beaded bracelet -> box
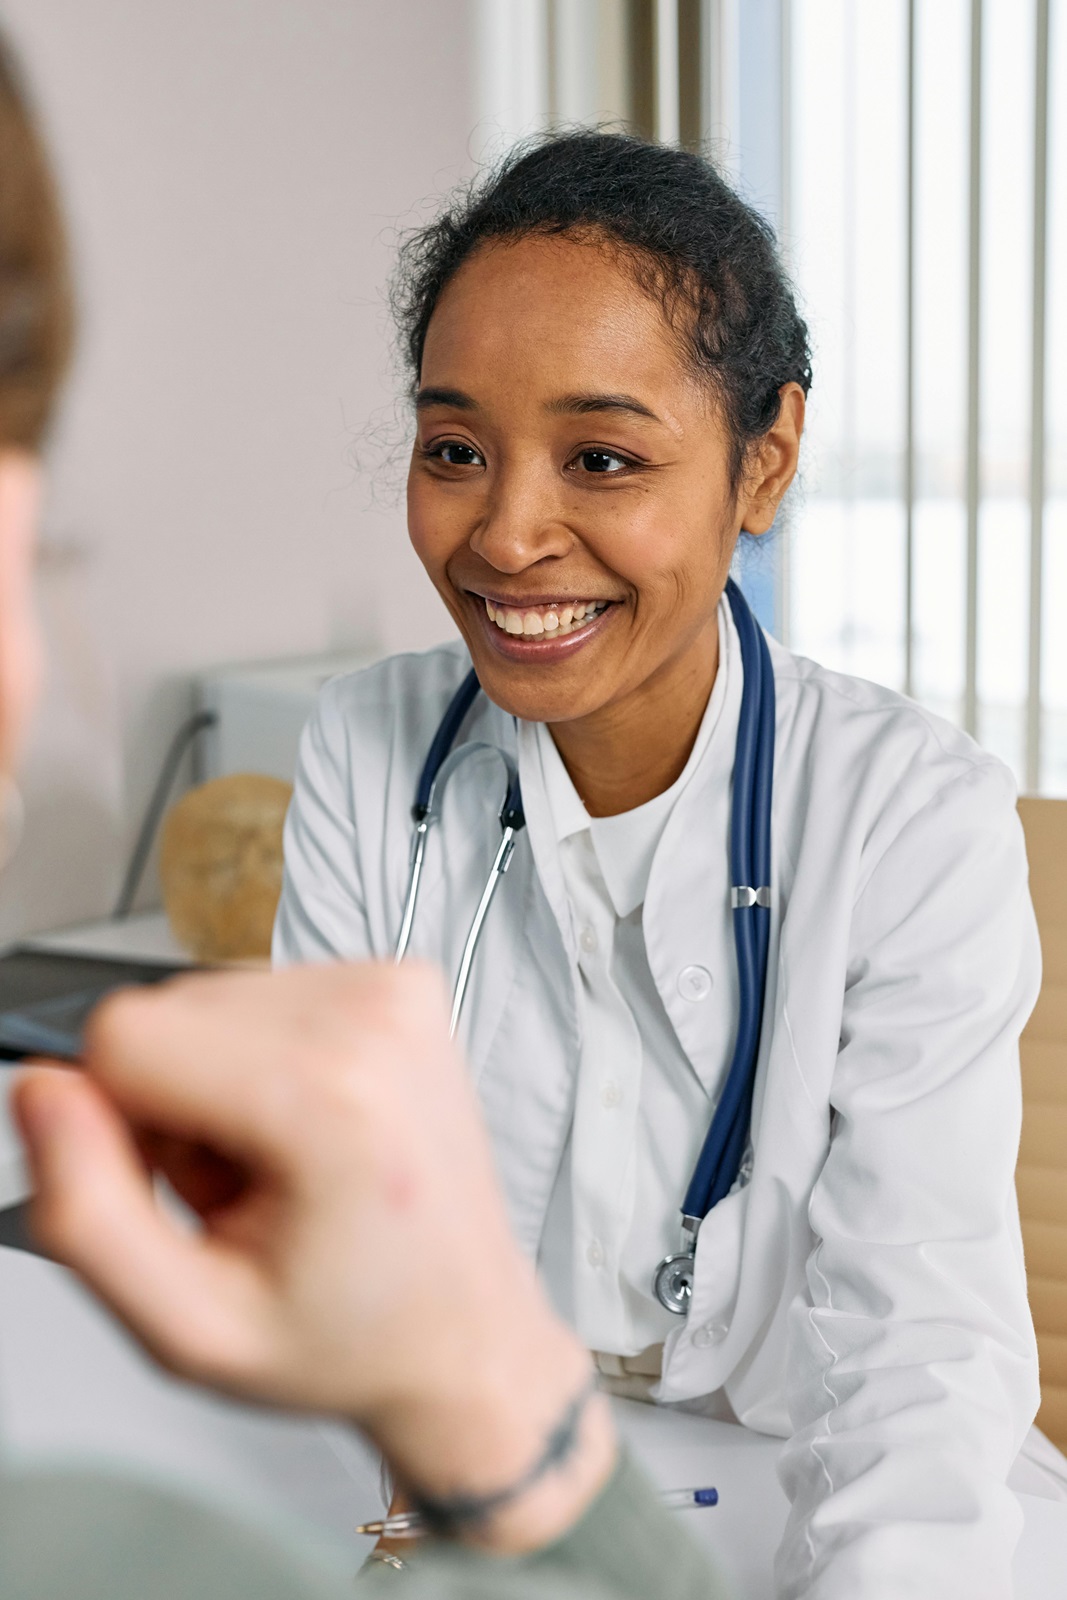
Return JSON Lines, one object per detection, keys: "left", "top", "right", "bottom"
{"left": 408, "top": 1371, "right": 599, "bottom": 1537}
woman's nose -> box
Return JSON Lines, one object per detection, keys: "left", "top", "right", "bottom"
{"left": 468, "top": 467, "right": 573, "bottom": 573}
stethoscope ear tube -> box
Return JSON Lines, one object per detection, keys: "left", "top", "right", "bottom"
{"left": 447, "top": 822, "right": 520, "bottom": 1038}
{"left": 413, "top": 669, "right": 482, "bottom": 817}
{"left": 396, "top": 670, "right": 527, "bottom": 1037}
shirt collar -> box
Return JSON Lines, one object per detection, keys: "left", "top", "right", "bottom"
{"left": 537, "top": 723, "right": 590, "bottom": 846}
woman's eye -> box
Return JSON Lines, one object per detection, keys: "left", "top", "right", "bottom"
{"left": 575, "top": 449, "right": 628, "bottom": 474}
{"left": 433, "top": 442, "right": 483, "bottom": 467}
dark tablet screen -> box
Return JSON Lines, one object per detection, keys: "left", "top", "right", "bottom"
{"left": 0, "top": 947, "right": 189, "bottom": 1062}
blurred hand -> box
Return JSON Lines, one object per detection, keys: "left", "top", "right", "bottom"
{"left": 12, "top": 961, "right": 613, "bottom": 1551}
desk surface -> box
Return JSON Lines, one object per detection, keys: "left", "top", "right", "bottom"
{"left": 1, "top": 1246, "right": 1065, "bottom": 1598}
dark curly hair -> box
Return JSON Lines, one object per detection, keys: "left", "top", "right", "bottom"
{"left": 391, "top": 130, "right": 811, "bottom": 493}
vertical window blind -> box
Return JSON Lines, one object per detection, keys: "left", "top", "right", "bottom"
{"left": 477, "top": 0, "right": 1065, "bottom": 792}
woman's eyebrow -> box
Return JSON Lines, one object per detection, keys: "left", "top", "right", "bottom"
{"left": 415, "top": 385, "right": 476, "bottom": 411}
{"left": 547, "top": 392, "right": 662, "bottom": 423}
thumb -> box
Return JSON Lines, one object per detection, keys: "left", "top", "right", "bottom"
{"left": 13, "top": 1067, "right": 270, "bottom": 1388}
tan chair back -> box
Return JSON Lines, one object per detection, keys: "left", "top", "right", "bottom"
{"left": 1017, "top": 797, "right": 1067, "bottom": 1450}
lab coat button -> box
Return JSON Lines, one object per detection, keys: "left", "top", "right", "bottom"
{"left": 601, "top": 1082, "right": 623, "bottom": 1109}
{"left": 678, "top": 964, "right": 712, "bottom": 1002}
{"left": 579, "top": 925, "right": 599, "bottom": 955}
{"left": 691, "top": 1321, "right": 728, "bottom": 1349}
{"left": 586, "top": 1239, "right": 604, "bottom": 1268}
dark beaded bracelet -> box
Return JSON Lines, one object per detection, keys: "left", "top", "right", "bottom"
{"left": 408, "top": 1371, "right": 599, "bottom": 1538}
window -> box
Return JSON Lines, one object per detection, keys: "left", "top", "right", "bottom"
{"left": 787, "top": 0, "right": 1065, "bottom": 794}
{"left": 479, "top": 0, "right": 1066, "bottom": 790}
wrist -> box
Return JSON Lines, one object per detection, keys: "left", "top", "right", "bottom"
{"left": 364, "top": 1300, "right": 616, "bottom": 1554}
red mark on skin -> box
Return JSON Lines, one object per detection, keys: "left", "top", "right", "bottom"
{"left": 382, "top": 1163, "right": 419, "bottom": 1212}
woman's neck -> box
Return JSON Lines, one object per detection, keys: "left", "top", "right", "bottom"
{"left": 548, "top": 623, "right": 719, "bottom": 818}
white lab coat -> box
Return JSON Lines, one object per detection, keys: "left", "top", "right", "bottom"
{"left": 274, "top": 625, "right": 1042, "bottom": 1600}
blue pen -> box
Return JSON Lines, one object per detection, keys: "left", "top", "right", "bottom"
{"left": 658, "top": 1486, "right": 720, "bottom": 1510}
{"left": 356, "top": 1486, "right": 719, "bottom": 1538}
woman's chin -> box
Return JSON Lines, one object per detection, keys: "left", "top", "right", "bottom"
{"left": 462, "top": 600, "right": 622, "bottom": 723}
{"left": 469, "top": 662, "right": 611, "bottom": 726}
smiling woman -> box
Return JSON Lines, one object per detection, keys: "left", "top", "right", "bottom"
{"left": 397, "top": 139, "right": 808, "bottom": 815}
{"left": 274, "top": 131, "right": 1059, "bottom": 1600}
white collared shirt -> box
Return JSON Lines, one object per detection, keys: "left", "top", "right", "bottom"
{"left": 274, "top": 601, "right": 1042, "bottom": 1600}
{"left": 535, "top": 612, "right": 739, "bottom": 1354}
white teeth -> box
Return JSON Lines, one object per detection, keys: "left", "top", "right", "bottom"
{"left": 483, "top": 599, "right": 609, "bottom": 641}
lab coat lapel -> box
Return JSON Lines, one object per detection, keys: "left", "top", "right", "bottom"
{"left": 462, "top": 718, "right": 582, "bottom": 1259}
{"left": 642, "top": 606, "right": 743, "bottom": 1102}
{"left": 514, "top": 719, "right": 579, "bottom": 968}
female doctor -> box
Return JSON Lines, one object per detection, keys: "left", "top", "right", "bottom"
{"left": 274, "top": 133, "right": 1050, "bottom": 1599}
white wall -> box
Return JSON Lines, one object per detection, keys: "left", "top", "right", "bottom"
{"left": 0, "top": 0, "right": 477, "bottom": 937}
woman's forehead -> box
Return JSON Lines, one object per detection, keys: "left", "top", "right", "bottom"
{"left": 420, "top": 233, "right": 696, "bottom": 399}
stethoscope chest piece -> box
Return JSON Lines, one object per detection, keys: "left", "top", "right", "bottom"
{"left": 653, "top": 1250, "right": 696, "bottom": 1315}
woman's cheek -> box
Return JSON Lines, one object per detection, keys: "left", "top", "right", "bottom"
{"left": 406, "top": 473, "right": 452, "bottom": 573}
{"left": 405, "top": 496, "right": 441, "bottom": 590}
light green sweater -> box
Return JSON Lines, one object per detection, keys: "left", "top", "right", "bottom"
{"left": 0, "top": 1450, "right": 727, "bottom": 1600}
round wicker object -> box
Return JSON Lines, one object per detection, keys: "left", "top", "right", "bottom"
{"left": 160, "top": 773, "right": 292, "bottom": 963}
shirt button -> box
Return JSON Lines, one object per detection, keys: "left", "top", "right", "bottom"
{"left": 579, "top": 925, "right": 598, "bottom": 955}
{"left": 678, "top": 964, "right": 713, "bottom": 1002}
{"left": 601, "top": 1082, "right": 623, "bottom": 1109}
{"left": 586, "top": 1239, "right": 604, "bottom": 1269}
{"left": 691, "top": 1321, "right": 729, "bottom": 1349}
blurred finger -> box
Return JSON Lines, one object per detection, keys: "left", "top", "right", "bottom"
{"left": 12, "top": 1067, "right": 271, "bottom": 1387}
{"left": 83, "top": 976, "right": 286, "bottom": 1141}
{"left": 139, "top": 1130, "right": 250, "bottom": 1219}
{"left": 77, "top": 967, "right": 350, "bottom": 1157}
{"left": 79, "top": 961, "right": 453, "bottom": 1162}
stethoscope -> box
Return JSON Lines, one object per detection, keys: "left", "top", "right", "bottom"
{"left": 394, "top": 577, "right": 774, "bottom": 1317}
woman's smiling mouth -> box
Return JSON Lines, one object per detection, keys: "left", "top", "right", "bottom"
{"left": 469, "top": 592, "right": 619, "bottom": 658}
{"left": 483, "top": 596, "right": 612, "bottom": 638}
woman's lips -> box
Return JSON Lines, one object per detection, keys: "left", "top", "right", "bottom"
{"left": 469, "top": 592, "right": 618, "bottom": 659}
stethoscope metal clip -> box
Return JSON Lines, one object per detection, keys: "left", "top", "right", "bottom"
{"left": 395, "top": 739, "right": 526, "bottom": 1038}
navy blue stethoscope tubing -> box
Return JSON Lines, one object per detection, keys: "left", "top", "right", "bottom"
{"left": 413, "top": 668, "right": 524, "bottom": 832}
{"left": 680, "top": 580, "right": 774, "bottom": 1220}
{"left": 408, "top": 575, "right": 774, "bottom": 1232}
{"left": 414, "top": 668, "right": 482, "bottom": 818}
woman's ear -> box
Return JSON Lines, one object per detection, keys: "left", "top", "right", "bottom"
{"left": 738, "top": 383, "right": 806, "bottom": 537}
{"left": 0, "top": 450, "right": 43, "bottom": 775}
